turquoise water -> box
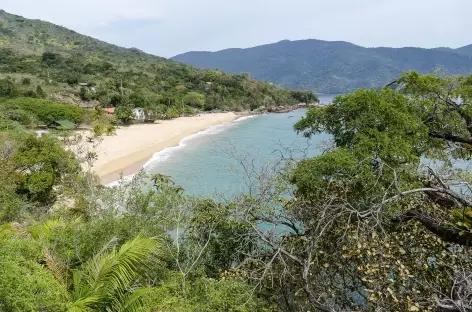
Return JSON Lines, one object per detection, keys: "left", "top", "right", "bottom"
{"left": 143, "top": 108, "right": 331, "bottom": 198}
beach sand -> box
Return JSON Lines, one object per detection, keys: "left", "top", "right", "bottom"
{"left": 83, "top": 112, "right": 239, "bottom": 184}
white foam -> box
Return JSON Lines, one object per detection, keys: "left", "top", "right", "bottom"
{"left": 106, "top": 173, "right": 137, "bottom": 187}
{"left": 235, "top": 115, "right": 257, "bottom": 122}
{"left": 105, "top": 115, "right": 257, "bottom": 187}
{"left": 143, "top": 116, "right": 257, "bottom": 168}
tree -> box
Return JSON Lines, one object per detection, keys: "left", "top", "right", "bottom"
{"left": 291, "top": 90, "right": 318, "bottom": 103}
{"left": 36, "top": 85, "right": 46, "bottom": 98}
{"left": 115, "top": 105, "right": 134, "bottom": 124}
{"left": 183, "top": 92, "right": 205, "bottom": 110}
{"left": 0, "top": 98, "right": 85, "bottom": 125}
{"left": 2, "top": 131, "right": 80, "bottom": 207}
{"left": 41, "top": 51, "right": 63, "bottom": 66}
{"left": 21, "top": 77, "right": 31, "bottom": 85}
{"left": 79, "top": 86, "right": 92, "bottom": 101}
{"left": 295, "top": 72, "right": 472, "bottom": 244}
{"left": 0, "top": 78, "right": 19, "bottom": 97}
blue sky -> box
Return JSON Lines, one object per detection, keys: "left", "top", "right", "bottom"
{"left": 2, "top": 0, "right": 470, "bottom": 57}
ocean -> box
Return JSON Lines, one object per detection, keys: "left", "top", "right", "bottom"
{"left": 142, "top": 95, "right": 337, "bottom": 198}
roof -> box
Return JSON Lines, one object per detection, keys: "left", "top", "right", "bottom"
{"left": 48, "top": 120, "right": 75, "bottom": 130}
{"left": 78, "top": 82, "right": 89, "bottom": 86}
{"left": 104, "top": 107, "right": 115, "bottom": 114}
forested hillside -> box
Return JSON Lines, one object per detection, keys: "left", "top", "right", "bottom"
{"left": 0, "top": 10, "right": 315, "bottom": 120}
{"left": 172, "top": 39, "right": 472, "bottom": 93}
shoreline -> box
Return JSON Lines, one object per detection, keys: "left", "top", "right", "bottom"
{"left": 85, "top": 112, "right": 243, "bottom": 185}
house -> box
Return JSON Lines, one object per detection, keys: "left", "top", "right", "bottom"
{"left": 104, "top": 107, "right": 115, "bottom": 115}
{"left": 47, "top": 120, "right": 75, "bottom": 130}
{"left": 78, "top": 82, "right": 89, "bottom": 87}
{"left": 133, "top": 107, "right": 145, "bottom": 121}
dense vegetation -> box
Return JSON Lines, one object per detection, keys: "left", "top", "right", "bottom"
{"left": 0, "top": 10, "right": 316, "bottom": 120}
{"left": 3, "top": 71, "right": 472, "bottom": 311}
{"left": 2, "top": 9, "right": 472, "bottom": 312}
{"left": 172, "top": 39, "right": 472, "bottom": 94}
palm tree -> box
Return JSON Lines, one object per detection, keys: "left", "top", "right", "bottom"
{"left": 68, "top": 236, "right": 160, "bottom": 312}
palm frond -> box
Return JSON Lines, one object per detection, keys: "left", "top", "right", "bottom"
{"left": 68, "top": 296, "right": 101, "bottom": 312}
{"left": 69, "top": 235, "right": 161, "bottom": 312}
{"left": 111, "top": 288, "right": 153, "bottom": 312}
{"left": 44, "top": 246, "right": 66, "bottom": 282}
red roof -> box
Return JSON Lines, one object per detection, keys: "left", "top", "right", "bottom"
{"left": 104, "top": 107, "right": 115, "bottom": 114}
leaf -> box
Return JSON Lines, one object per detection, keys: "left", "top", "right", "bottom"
{"left": 69, "top": 235, "right": 162, "bottom": 311}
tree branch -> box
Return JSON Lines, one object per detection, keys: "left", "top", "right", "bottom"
{"left": 394, "top": 210, "right": 471, "bottom": 246}
{"left": 429, "top": 131, "right": 472, "bottom": 145}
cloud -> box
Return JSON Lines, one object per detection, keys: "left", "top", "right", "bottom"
{"left": 2, "top": 0, "right": 470, "bottom": 57}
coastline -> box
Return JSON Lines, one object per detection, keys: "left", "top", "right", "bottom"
{"left": 85, "top": 112, "right": 241, "bottom": 185}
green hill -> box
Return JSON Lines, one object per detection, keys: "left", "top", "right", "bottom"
{"left": 172, "top": 39, "right": 472, "bottom": 94}
{"left": 0, "top": 10, "right": 315, "bottom": 116}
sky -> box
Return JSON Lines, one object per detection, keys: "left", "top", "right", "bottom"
{"left": 2, "top": 0, "right": 470, "bottom": 58}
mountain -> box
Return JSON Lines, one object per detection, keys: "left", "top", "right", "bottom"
{"left": 456, "top": 44, "right": 472, "bottom": 57}
{"left": 172, "top": 39, "right": 472, "bottom": 94}
{"left": 0, "top": 10, "right": 313, "bottom": 113}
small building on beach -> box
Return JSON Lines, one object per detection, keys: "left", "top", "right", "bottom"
{"left": 133, "top": 107, "right": 146, "bottom": 121}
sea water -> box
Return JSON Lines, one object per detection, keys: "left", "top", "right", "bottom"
{"left": 143, "top": 107, "right": 333, "bottom": 198}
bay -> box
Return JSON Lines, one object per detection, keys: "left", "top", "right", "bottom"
{"left": 143, "top": 96, "right": 337, "bottom": 198}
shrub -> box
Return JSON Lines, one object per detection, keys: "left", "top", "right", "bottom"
{"left": 0, "top": 98, "right": 84, "bottom": 125}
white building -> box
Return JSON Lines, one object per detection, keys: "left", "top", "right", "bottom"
{"left": 133, "top": 108, "right": 145, "bottom": 121}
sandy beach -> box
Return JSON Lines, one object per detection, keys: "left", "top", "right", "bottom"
{"left": 83, "top": 112, "right": 240, "bottom": 184}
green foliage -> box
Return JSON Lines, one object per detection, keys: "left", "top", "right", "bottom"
{"left": 79, "top": 86, "right": 92, "bottom": 101}
{"left": 296, "top": 88, "right": 428, "bottom": 165}
{"left": 1, "top": 107, "right": 38, "bottom": 127}
{"left": 41, "top": 52, "right": 63, "bottom": 66}
{"left": 0, "top": 77, "right": 19, "bottom": 97}
{"left": 115, "top": 105, "right": 134, "bottom": 124}
{"left": 147, "top": 274, "right": 269, "bottom": 311}
{"left": 0, "top": 97, "right": 84, "bottom": 125}
{"left": 183, "top": 92, "right": 205, "bottom": 110}
{"left": 268, "top": 72, "right": 472, "bottom": 310}
{"left": 0, "top": 131, "right": 80, "bottom": 208}
{"left": 187, "top": 200, "right": 255, "bottom": 277}
{"left": 290, "top": 90, "right": 318, "bottom": 103}
{"left": 0, "top": 224, "right": 70, "bottom": 312}
{"left": 69, "top": 236, "right": 159, "bottom": 312}
{"left": 36, "top": 85, "right": 46, "bottom": 98}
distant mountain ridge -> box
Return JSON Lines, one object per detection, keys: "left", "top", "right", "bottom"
{"left": 172, "top": 39, "right": 472, "bottom": 93}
